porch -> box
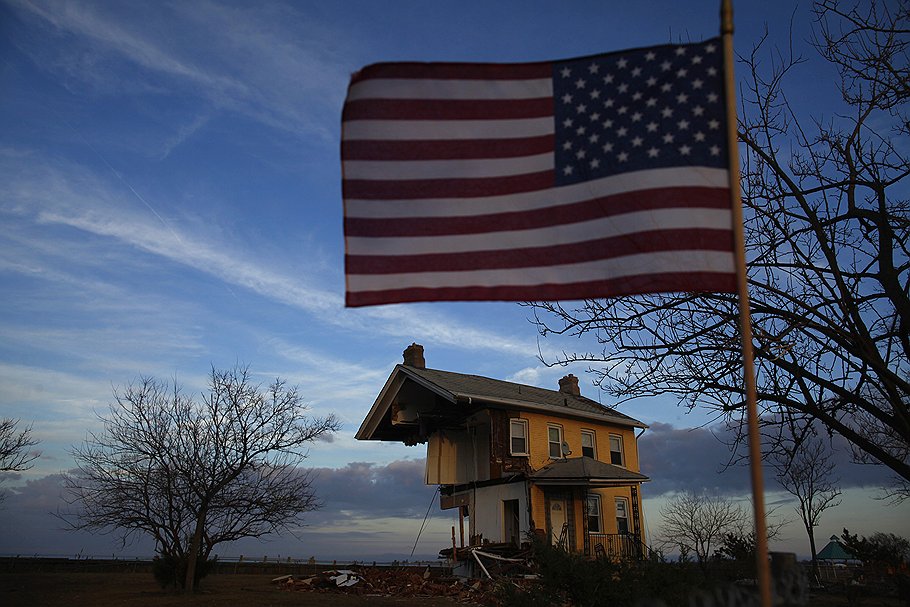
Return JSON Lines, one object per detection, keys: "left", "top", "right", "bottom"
{"left": 531, "top": 456, "right": 650, "bottom": 559}
{"left": 587, "top": 532, "right": 645, "bottom": 559}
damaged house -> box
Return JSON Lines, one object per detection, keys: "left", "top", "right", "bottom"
{"left": 356, "top": 344, "right": 650, "bottom": 559}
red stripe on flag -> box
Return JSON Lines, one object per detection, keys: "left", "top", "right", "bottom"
{"left": 344, "top": 187, "right": 729, "bottom": 236}
{"left": 345, "top": 272, "right": 738, "bottom": 307}
{"left": 343, "top": 170, "right": 554, "bottom": 200}
{"left": 351, "top": 61, "right": 552, "bottom": 83}
{"left": 341, "top": 135, "right": 555, "bottom": 161}
{"left": 345, "top": 228, "right": 733, "bottom": 274}
{"left": 342, "top": 98, "right": 553, "bottom": 121}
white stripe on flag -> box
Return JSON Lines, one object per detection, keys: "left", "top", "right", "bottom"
{"left": 346, "top": 207, "right": 733, "bottom": 255}
{"left": 345, "top": 167, "right": 729, "bottom": 218}
{"left": 346, "top": 78, "right": 552, "bottom": 101}
{"left": 342, "top": 117, "right": 555, "bottom": 140}
{"left": 344, "top": 152, "right": 554, "bottom": 180}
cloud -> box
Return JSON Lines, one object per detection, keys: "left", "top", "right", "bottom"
{"left": 640, "top": 421, "right": 896, "bottom": 498}
{"left": 639, "top": 422, "right": 748, "bottom": 496}
{"left": 308, "top": 459, "right": 437, "bottom": 525}
{"left": 0, "top": 472, "right": 142, "bottom": 558}
{"left": 0, "top": 153, "right": 541, "bottom": 361}
{"left": 0, "top": 459, "right": 446, "bottom": 560}
{"left": 6, "top": 0, "right": 350, "bottom": 142}
{"left": 156, "top": 114, "right": 211, "bottom": 160}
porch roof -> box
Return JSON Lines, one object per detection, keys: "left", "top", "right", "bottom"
{"left": 531, "top": 456, "right": 649, "bottom": 486}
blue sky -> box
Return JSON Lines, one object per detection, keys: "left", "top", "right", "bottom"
{"left": 0, "top": 0, "right": 906, "bottom": 561}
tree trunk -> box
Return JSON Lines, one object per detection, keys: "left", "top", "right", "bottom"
{"left": 184, "top": 508, "right": 206, "bottom": 592}
{"left": 808, "top": 526, "right": 819, "bottom": 582}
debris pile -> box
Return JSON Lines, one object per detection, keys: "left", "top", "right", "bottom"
{"left": 276, "top": 566, "right": 498, "bottom": 603}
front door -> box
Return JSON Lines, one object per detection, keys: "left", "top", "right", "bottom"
{"left": 549, "top": 499, "right": 567, "bottom": 547}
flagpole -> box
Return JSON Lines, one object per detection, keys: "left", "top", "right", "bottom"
{"left": 721, "top": 1, "right": 772, "bottom": 607}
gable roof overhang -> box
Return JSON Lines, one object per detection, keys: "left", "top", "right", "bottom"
{"left": 356, "top": 366, "right": 441, "bottom": 442}
{"left": 530, "top": 456, "right": 650, "bottom": 487}
{"left": 356, "top": 365, "right": 647, "bottom": 442}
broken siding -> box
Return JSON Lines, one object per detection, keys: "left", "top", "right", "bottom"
{"left": 470, "top": 482, "right": 529, "bottom": 544}
{"left": 425, "top": 427, "right": 491, "bottom": 485}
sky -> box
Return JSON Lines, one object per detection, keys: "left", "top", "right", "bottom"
{"left": 0, "top": 0, "right": 906, "bottom": 562}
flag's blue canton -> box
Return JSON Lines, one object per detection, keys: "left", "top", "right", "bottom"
{"left": 553, "top": 38, "right": 728, "bottom": 186}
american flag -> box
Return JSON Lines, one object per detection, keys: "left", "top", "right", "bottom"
{"left": 342, "top": 38, "right": 736, "bottom": 307}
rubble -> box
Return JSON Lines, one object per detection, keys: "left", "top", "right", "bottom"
{"left": 277, "top": 565, "right": 499, "bottom": 603}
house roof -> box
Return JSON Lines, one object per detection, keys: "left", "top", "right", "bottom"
{"left": 816, "top": 536, "right": 857, "bottom": 561}
{"left": 531, "top": 456, "right": 650, "bottom": 486}
{"left": 406, "top": 366, "right": 642, "bottom": 422}
{"left": 356, "top": 363, "right": 647, "bottom": 441}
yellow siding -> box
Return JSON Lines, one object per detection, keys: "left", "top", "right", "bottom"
{"left": 529, "top": 484, "right": 547, "bottom": 532}
{"left": 505, "top": 410, "right": 646, "bottom": 546}
{"left": 512, "top": 410, "right": 641, "bottom": 473}
{"left": 586, "top": 487, "right": 642, "bottom": 534}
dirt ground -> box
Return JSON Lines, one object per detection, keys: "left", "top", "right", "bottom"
{"left": 0, "top": 571, "right": 464, "bottom": 607}
{"left": 1, "top": 570, "right": 903, "bottom": 606}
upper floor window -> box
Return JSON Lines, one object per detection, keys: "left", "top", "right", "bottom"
{"left": 581, "top": 430, "right": 596, "bottom": 458}
{"left": 586, "top": 494, "right": 602, "bottom": 533}
{"left": 609, "top": 434, "right": 624, "bottom": 466}
{"left": 548, "top": 425, "right": 564, "bottom": 459}
{"left": 509, "top": 419, "right": 529, "bottom": 456}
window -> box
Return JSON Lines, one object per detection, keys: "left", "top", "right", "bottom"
{"left": 586, "top": 494, "right": 602, "bottom": 533}
{"left": 548, "top": 425, "right": 563, "bottom": 458}
{"left": 615, "top": 498, "right": 630, "bottom": 534}
{"left": 609, "top": 434, "right": 624, "bottom": 466}
{"left": 581, "top": 430, "right": 596, "bottom": 458}
{"left": 509, "top": 419, "right": 529, "bottom": 456}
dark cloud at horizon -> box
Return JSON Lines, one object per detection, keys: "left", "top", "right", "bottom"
{"left": 304, "top": 459, "right": 439, "bottom": 526}
{"left": 0, "top": 422, "right": 899, "bottom": 559}
{"left": 0, "top": 459, "right": 442, "bottom": 560}
{"left": 639, "top": 422, "right": 750, "bottom": 496}
{"left": 640, "top": 421, "right": 895, "bottom": 497}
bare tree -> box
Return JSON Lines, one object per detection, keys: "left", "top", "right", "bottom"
{"left": 772, "top": 426, "right": 842, "bottom": 578}
{"left": 526, "top": 1, "right": 909, "bottom": 496}
{"left": 0, "top": 418, "right": 40, "bottom": 472}
{"left": 659, "top": 492, "right": 751, "bottom": 571}
{"left": 0, "top": 418, "right": 40, "bottom": 501}
{"left": 63, "top": 366, "right": 340, "bottom": 592}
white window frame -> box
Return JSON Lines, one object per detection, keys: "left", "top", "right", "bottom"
{"left": 548, "top": 425, "right": 564, "bottom": 459}
{"left": 509, "top": 418, "right": 529, "bottom": 456}
{"left": 615, "top": 497, "right": 630, "bottom": 534}
{"left": 581, "top": 429, "right": 597, "bottom": 459}
{"left": 586, "top": 493, "right": 602, "bottom": 533}
{"left": 609, "top": 433, "right": 624, "bottom": 466}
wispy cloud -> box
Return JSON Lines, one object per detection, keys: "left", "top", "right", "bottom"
{"left": 6, "top": 0, "right": 351, "bottom": 142}
{"left": 157, "top": 114, "right": 210, "bottom": 160}
{"left": 1, "top": 154, "right": 539, "bottom": 358}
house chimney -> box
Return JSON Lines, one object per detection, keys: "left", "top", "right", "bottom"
{"left": 558, "top": 374, "right": 580, "bottom": 396}
{"left": 403, "top": 343, "right": 426, "bottom": 368}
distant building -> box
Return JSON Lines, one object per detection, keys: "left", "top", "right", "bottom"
{"left": 816, "top": 535, "right": 858, "bottom": 563}
{"left": 356, "top": 343, "right": 650, "bottom": 559}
